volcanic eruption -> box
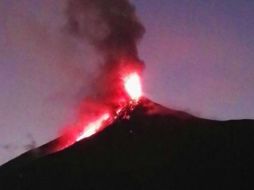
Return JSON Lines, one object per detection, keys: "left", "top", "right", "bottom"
{"left": 1, "top": 1, "right": 254, "bottom": 189}
{"left": 53, "top": 0, "right": 145, "bottom": 152}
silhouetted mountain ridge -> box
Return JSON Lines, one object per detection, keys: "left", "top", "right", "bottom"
{"left": 1, "top": 98, "right": 254, "bottom": 189}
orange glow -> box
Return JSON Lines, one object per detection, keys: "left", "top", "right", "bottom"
{"left": 76, "top": 113, "right": 111, "bottom": 142}
{"left": 124, "top": 73, "right": 142, "bottom": 101}
{"left": 54, "top": 70, "right": 143, "bottom": 153}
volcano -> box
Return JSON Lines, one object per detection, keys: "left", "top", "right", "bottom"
{"left": 0, "top": 98, "right": 254, "bottom": 189}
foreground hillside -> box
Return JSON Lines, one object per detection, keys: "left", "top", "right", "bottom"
{"left": 1, "top": 98, "right": 254, "bottom": 189}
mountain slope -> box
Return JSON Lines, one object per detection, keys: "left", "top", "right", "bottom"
{"left": 1, "top": 98, "right": 254, "bottom": 189}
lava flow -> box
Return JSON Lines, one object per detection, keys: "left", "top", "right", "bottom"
{"left": 76, "top": 72, "right": 142, "bottom": 141}
{"left": 53, "top": 71, "right": 142, "bottom": 152}
{"left": 76, "top": 113, "right": 111, "bottom": 142}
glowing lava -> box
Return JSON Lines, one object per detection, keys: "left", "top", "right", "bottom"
{"left": 54, "top": 72, "right": 143, "bottom": 153}
{"left": 76, "top": 72, "right": 142, "bottom": 143}
{"left": 124, "top": 73, "right": 142, "bottom": 101}
{"left": 76, "top": 113, "right": 111, "bottom": 142}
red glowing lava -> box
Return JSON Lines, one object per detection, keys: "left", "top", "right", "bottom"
{"left": 124, "top": 73, "right": 142, "bottom": 101}
{"left": 53, "top": 72, "right": 142, "bottom": 153}
{"left": 76, "top": 113, "right": 111, "bottom": 142}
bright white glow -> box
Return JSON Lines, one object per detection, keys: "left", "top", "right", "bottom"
{"left": 124, "top": 73, "right": 142, "bottom": 101}
{"left": 76, "top": 113, "right": 110, "bottom": 142}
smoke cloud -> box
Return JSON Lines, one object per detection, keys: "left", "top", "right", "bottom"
{"left": 67, "top": 0, "right": 145, "bottom": 62}
{"left": 65, "top": 0, "right": 145, "bottom": 104}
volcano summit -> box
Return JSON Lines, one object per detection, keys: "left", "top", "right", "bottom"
{"left": 0, "top": 98, "right": 254, "bottom": 190}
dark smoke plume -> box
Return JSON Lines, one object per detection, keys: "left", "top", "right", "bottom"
{"left": 66, "top": 0, "right": 145, "bottom": 106}
{"left": 67, "top": 0, "right": 145, "bottom": 62}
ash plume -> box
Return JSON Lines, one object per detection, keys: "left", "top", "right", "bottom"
{"left": 66, "top": 0, "right": 145, "bottom": 104}
{"left": 54, "top": 0, "right": 146, "bottom": 150}
{"left": 66, "top": 0, "right": 145, "bottom": 62}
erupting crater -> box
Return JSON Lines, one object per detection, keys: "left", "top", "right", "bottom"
{"left": 54, "top": 71, "right": 143, "bottom": 153}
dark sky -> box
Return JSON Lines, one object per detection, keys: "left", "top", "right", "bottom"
{"left": 0, "top": 0, "right": 254, "bottom": 164}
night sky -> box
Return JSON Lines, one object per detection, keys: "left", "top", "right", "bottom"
{"left": 0, "top": 0, "right": 254, "bottom": 164}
